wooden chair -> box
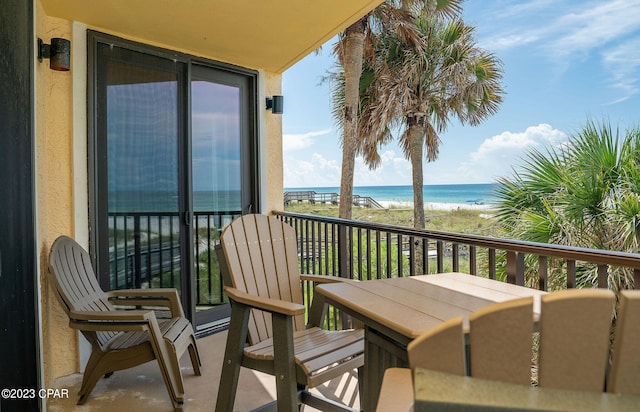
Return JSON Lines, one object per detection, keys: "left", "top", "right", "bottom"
{"left": 608, "top": 290, "right": 640, "bottom": 395}
{"left": 48, "top": 235, "right": 202, "bottom": 411}
{"left": 215, "top": 214, "right": 364, "bottom": 412}
{"left": 378, "top": 288, "right": 619, "bottom": 411}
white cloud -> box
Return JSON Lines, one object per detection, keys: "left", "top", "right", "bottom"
{"left": 283, "top": 126, "right": 570, "bottom": 187}
{"left": 482, "top": 0, "right": 640, "bottom": 57}
{"left": 284, "top": 152, "right": 341, "bottom": 188}
{"left": 602, "top": 38, "right": 640, "bottom": 101}
{"left": 458, "top": 124, "right": 568, "bottom": 182}
{"left": 353, "top": 150, "right": 412, "bottom": 186}
{"left": 284, "top": 149, "right": 414, "bottom": 188}
{"left": 282, "top": 129, "right": 332, "bottom": 151}
{"left": 550, "top": 1, "right": 640, "bottom": 54}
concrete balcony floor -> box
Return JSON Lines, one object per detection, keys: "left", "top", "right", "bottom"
{"left": 47, "top": 330, "right": 360, "bottom": 411}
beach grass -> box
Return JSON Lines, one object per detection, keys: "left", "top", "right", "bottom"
{"left": 283, "top": 202, "right": 500, "bottom": 236}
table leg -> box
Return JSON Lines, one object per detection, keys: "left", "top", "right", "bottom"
{"left": 363, "top": 327, "right": 410, "bottom": 412}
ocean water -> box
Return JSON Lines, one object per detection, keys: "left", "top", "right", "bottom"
{"left": 109, "top": 190, "right": 242, "bottom": 213}
{"left": 284, "top": 183, "right": 499, "bottom": 206}
{"left": 108, "top": 184, "right": 498, "bottom": 213}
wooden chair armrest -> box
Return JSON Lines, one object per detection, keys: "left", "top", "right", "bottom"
{"left": 224, "top": 286, "right": 305, "bottom": 317}
{"left": 69, "top": 309, "right": 154, "bottom": 322}
{"left": 377, "top": 368, "right": 414, "bottom": 412}
{"left": 300, "top": 274, "right": 357, "bottom": 284}
{"left": 107, "top": 288, "right": 185, "bottom": 317}
{"left": 68, "top": 309, "right": 157, "bottom": 332}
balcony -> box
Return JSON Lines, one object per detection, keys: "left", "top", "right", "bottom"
{"left": 49, "top": 210, "right": 640, "bottom": 411}
{"left": 47, "top": 331, "right": 360, "bottom": 411}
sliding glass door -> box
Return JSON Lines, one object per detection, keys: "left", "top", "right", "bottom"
{"left": 191, "top": 66, "right": 255, "bottom": 326}
{"left": 90, "top": 32, "right": 258, "bottom": 329}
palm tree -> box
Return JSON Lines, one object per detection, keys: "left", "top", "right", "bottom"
{"left": 334, "top": 0, "right": 463, "bottom": 220}
{"left": 494, "top": 120, "right": 640, "bottom": 290}
{"left": 355, "top": 14, "right": 504, "bottom": 230}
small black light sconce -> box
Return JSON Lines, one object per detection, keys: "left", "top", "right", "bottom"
{"left": 38, "top": 38, "right": 71, "bottom": 71}
{"left": 266, "top": 95, "right": 284, "bottom": 114}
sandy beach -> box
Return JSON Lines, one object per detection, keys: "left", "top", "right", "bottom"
{"left": 378, "top": 200, "right": 495, "bottom": 211}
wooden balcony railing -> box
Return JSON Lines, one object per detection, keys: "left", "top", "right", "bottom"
{"left": 273, "top": 210, "right": 640, "bottom": 291}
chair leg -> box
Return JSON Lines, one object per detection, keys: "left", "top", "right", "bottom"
{"left": 216, "top": 302, "right": 251, "bottom": 412}
{"left": 77, "top": 349, "right": 107, "bottom": 404}
{"left": 357, "top": 366, "right": 364, "bottom": 411}
{"left": 147, "top": 321, "right": 186, "bottom": 410}
{"left": 272, "top": 313, "right": 298, "bottom": 412}
{"left": 188, "top": 337, "right": 202, "bottom": 376}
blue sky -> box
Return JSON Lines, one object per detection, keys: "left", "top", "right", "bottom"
{"left": 282, "top": 0, "right": 640, "bottom": 188}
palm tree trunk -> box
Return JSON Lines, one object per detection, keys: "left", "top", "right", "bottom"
{"left": 339, "top": 17, "right": 366, "bottom": 220}
{"left": 409, "top": 123, "right": 426, "bottom": 275}
{"left": 409, "top": 124, "right": 426, "bottom": 229}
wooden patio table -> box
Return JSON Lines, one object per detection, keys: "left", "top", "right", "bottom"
{"left": 314, "top": 272, "right": 546, "bottom": 412}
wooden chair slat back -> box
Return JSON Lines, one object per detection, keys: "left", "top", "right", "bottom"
{"left": 538, "top": 289, "right": 615, "bottom": 392}
{"left": 608, "top": 290, "right": 640, "bottom": 395}
{"left": 407, "top": 316, "right": 465, "bottom": 376}
{"left": 469, "top": 297, "right": 533, "bottom": 385}
{"left": 48, "top": 236, "right": 118, "bottom": 347}
{"left": 220, "top": 214, "right": 305, "bottom": 345}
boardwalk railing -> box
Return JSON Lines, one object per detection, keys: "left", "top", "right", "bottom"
{"left": 284, "top": 190, "right": 383, "bottom": 208}
{"left": 273, "top": 210, "right": 640, "bottom": 291}
{"left": 352, "top": 194, "right": 383, "bottom": 208}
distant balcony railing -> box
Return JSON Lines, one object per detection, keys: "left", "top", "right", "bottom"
{"left": 284, "top": 190, "right": 383, "bottom": 208}
{"left": 273, "top": 211, "right": 640, "bottom": 291}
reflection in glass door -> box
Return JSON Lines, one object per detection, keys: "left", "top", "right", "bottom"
{"left": 191, "top": 67, "right": 247, "bottom": 326}
{"left": 98, "top": 47, "right": 187, "bottom": 299}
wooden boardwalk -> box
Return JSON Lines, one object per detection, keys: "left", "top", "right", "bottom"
{"left": 284, "top": 190, "right": 383, "bottom": 208}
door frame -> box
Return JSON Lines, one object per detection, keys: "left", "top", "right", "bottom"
{"left": 0, "top": 0, "right": 40, "bottom": 409}
{"left": 87, "top": 31, "right": 259, "bottom": 325}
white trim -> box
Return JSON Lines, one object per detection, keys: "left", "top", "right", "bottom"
{"left": 32, "top": 2, "right": 45, "bottom": 409}
{"left": 257, "top": 70, "right": 268, "bottom": 214}
{"left": 72, "top": 21, "right": 92, "bottom": 372}
{"left": 73, "top": 22, "right": 89, "bottom": 247}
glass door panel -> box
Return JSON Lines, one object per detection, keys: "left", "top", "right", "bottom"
{"left": 101, "top": 50, "right": 184, "bottom": 295}
{"left": 191, "top": 68, "right": 245, "bottom": 325}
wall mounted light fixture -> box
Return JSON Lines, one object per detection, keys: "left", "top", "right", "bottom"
{"left": 38, "top": 38, "right": 71, "bottom": 71}
{"left": 265, "top": 95, "right": 284, "bottom": 114}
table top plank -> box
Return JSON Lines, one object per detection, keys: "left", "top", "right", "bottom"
{"left": 316, "top": 273, "right": 545, "bottom": 340}
{"left": 316, "top": 281, "right": 446, "bottom": 339}
{"left": 415, "top": 272, "right": 546, "bottom": 299}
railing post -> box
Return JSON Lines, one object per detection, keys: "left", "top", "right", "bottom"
{"left": 469, "top": 245, "right": 477, "bottom": 276}
{"left": 566, "top": 259, "right": 576, "bottom": 289}
{"left": 409, "top": 237, "right": 416, "bottom": 277}
{"left": 338, "top": 224, "right": 349, "bottom": 279}
{"left": 597, "top": 264, "right": 608, "bottom": 288}
{"left": 133, "top": 214, "right": 142, "bottom": 289}
{"left": 506, "top": 251, "right": 525, "bottom": 285}
{"left": 452, "top": 243, "right": 459, "bottom": 272}
{"left": 436, "top": 240, "right": 444, "bottom": 273}
{"left": 488, "top": 248, "right": 496, "bottom": 280}
{"left": 538, "top": 256, "right": 548, "bottom": 291}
